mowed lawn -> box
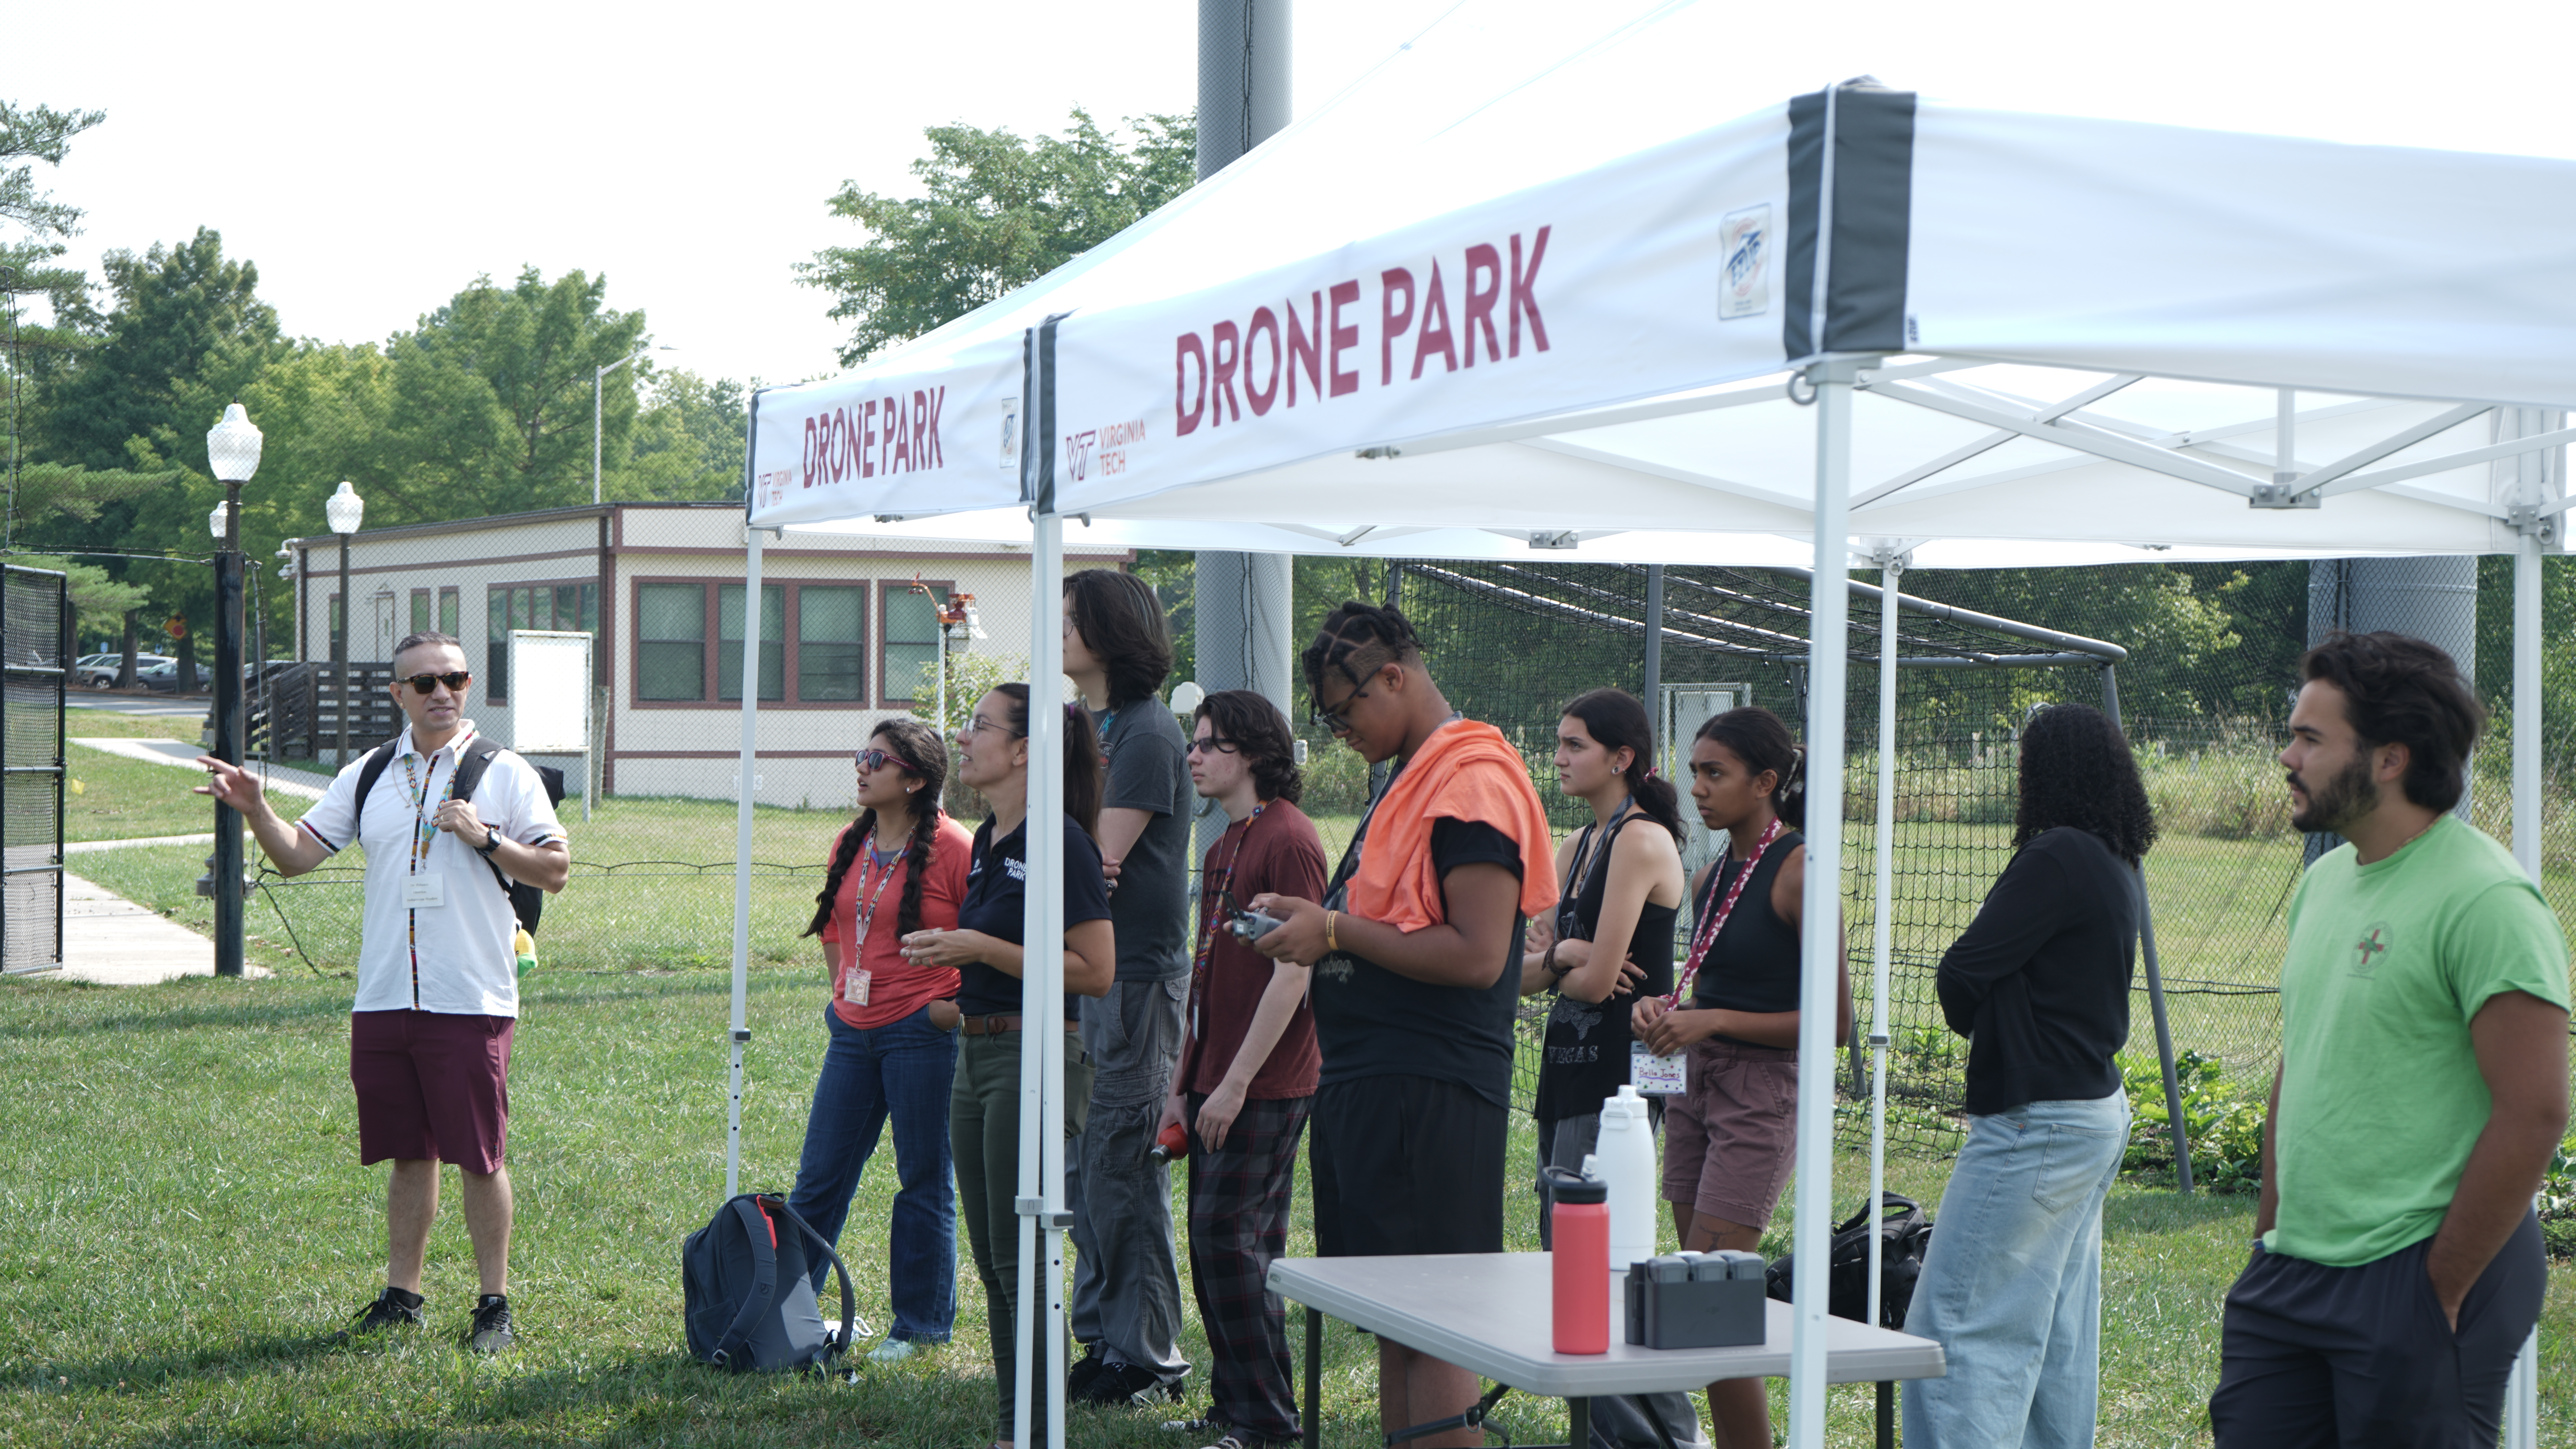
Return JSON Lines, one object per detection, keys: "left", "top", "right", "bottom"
{"left": 3, "top": 965, "right": 2571, "bottom": 1449}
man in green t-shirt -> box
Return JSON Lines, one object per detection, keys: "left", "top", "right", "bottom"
{"left": 2212, "top": 631, "right": 2570, "bottom": 1448}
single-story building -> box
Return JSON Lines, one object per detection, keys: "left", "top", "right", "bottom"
{"left": 284, "top": 502, "right": 1129, "bottom": 807}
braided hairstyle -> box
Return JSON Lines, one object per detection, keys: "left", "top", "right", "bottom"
{"left": 1560, "top": 688, "right": 1685, "bottom": 841}
{"left": 802, "top": 717, "right": 951, "bottom": 941}
{"left": 1300, "top": 599, "right": 1424, "bottom": 703}
{"left": 1694, "top": 706, "right": 1808, "bottom": 831}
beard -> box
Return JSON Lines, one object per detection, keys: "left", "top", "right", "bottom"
{"left": 2289, "top": 752, "right": 2377, "bottom": 835}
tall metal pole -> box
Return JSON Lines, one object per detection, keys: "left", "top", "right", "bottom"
{"left": 212, "top": 484, "right": 245, "bottom": 978}
{"left": 593, "top": 363, "right": 606, "bottom": 507}
{"left": 336, "top": 535, "right": 352, "bottom": 767}
{"left": 2104, "top": 665, "right": 2192, "bottom": 1193}
{"left": 1642, "top": 564, "right": 1664, "bottom": 753}
{"left": 1864, "top": 556, "right": 1899, "bottom": 1326}
{"left": 725, "top": 528, "right": 765, "bottom": 1198}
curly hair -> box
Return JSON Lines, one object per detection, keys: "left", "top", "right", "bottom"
{"left": 1560, "top": 688, "right": 1684, "bottom": 842}
{"left": 2299, "top": 630, "right": 2484, "bottom": 813}
{"left": 803, "top": 717, "right": 951, "bottom": 940}
{"left": 1300, "top": 599, "right": 1424, "bottom": 701}
{"left": 2012, "top": 703, "right": 2156, "bottom": 864}
{"left": 1194, "top": 689, "right": 1302, "bottom": 805}
{"left": 1064, "top": 569, "right": 1174, "bottom": 708}
{"left": 1694, "top": 706, "right": 1807, "bottom": 831}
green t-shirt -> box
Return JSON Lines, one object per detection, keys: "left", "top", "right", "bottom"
{"left": 2268, "top": 814, "right": 2568, "bottom": 1266}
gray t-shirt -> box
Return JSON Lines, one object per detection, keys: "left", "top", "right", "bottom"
{"left": 1097, "top": 699, "right": 1191, "bottom": 981}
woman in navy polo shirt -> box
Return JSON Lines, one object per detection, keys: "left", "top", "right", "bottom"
{"left": 901, "top": 683, "right": 1114, "bottom": 1449}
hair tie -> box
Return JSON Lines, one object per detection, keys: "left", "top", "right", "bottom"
{"left": 1065, "top": 701, "right": 1085, "bottom": 720}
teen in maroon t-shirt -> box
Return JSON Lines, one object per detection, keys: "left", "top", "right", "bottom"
{"left": 1159, "top": 691, "right": 1326, "bottom": 1449}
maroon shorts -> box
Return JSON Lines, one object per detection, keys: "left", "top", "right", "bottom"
{"left": 350, "top": 1010, "right": 514, "bottom": 1173}
{"left": 1661, "top": 1036, "right": 1798, "bottom": 1230}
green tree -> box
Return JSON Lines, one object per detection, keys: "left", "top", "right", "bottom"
{"left": 615, "top": 369, "right": 750, "bottom": 501}
{"left": 800, "top": 109, "right": 1195, "bottom": 365}
{"left": 365, "top": 267, "right": 648, "bottom": 523}
{"left": 0, "top": 97, "right": 105, "bottom": 363}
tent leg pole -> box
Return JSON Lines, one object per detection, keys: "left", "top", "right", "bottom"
{"left": 2504, "top": 526, "right": 2545, "bottom": 1449}
{"left": 725, "top": 527, "right": 765, "bottom": 1200}
{"left": 1866, "top": 556, "right": 1900, "bottom": 1329}
{"left": 1789, "top": 357, "right": 1865, "bottom": 1449}
{"left": 2104, "top": 665, "right": 2191, "bottom": 1194}
{"left": 1029, "top": 506, "right": 1071, "bottom": 1449}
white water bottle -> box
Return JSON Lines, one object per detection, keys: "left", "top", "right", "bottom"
{"left": 1594, "top": 1084, "right": 1660, "bottom": 1293}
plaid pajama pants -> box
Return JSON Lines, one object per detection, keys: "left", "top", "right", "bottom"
{"left": 1186, "top": 1091, "right": 1314, "bottom": 1445}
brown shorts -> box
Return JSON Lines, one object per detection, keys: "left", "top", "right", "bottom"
{"left": 1660, "top": 1037, "right": 1798, "bottom": 1229}
{"left": 350, "top": 1010, "right": 514, "bottom": 1173}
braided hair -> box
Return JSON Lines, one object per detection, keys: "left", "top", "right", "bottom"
{"left": 803, "top": 717, "right": 951, "bottom": 941}
{"left": 1693, "top": 706, "right": 1807, "bottom": 831}
{"left": 1300, "top": 599, "right": 1424, "bottom": 702}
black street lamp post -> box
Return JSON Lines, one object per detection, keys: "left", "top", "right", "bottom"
{"left": 204, "top": 404, "right": 262, "bottom": 979}
{"left": 326, "top": 482, "right": 364, "bottom": 766}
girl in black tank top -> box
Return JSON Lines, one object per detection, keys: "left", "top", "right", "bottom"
{"left": 1533, "top": 810, "right": 1681, "bottom": 1119}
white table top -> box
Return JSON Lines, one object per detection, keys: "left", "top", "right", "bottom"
{"left": 1268, "top": 1253, "right": 1946, "bottom": 1398}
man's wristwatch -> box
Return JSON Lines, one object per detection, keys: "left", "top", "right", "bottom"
{"left": 474, "top": 830, "right": 503, "bottom": 859}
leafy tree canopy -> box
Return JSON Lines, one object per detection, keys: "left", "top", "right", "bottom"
{"left": 617, "top": 370, "right": 752, "bottom": 502}
{"left": 800, "top": 109, "right": 1195, "bottom": 366}
{"left": 0, "top": 97, "right": 105, "bottom": 347}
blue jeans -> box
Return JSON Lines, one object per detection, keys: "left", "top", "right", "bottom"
{"left": 786, "top": 1002, "right": 960, "bottom": 1342}
{"left": 1902, "top": 1091, "right": 2128, "bottom": 1449}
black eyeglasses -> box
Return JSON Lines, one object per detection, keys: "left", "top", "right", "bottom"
{"left": 855, "top": 747, "right": 914, "bottom": 773}
{"left": 400, "top": 671, "right": 472, "bottom": 695}
{"left": 1186, "top": 734, "right": 1241, "bottom": 756}
{"left": 1309, "top": 682, "right": 1370, "bottom": 734}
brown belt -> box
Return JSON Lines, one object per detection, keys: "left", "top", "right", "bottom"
{"left": 959, "top": 1014, "right": 1081, "bottom": 1037}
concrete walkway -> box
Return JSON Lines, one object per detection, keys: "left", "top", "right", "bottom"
{"left": 52, "top": 873, "right": 267, "bottom": 984}
{"left": 70, "top": 737, "right": 335, "bottom": 801}
{"left": 65, "top": 832, "right": 222, "bottom": 854}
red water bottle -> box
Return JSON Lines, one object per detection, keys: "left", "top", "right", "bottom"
{"left": 1543, "top": 1166, "right": 1610, "bottom": 1354}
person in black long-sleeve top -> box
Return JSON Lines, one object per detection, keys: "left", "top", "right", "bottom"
{"left": 1903, "top": 703, "right": 2156, "bottom": 1449}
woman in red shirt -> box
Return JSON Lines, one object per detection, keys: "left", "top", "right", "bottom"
{"left": 786, "top": 717, "right": 974, "bottom": 1362}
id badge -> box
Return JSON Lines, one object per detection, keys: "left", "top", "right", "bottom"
{"left": 1631, "top": 1042, "right": 1686, "bottom": 1096}
{"left": 402, "top": 873, "right": 446, "bottom": 908}
{"left": 843, "top": 967, "right": 871, "bottom": 1006}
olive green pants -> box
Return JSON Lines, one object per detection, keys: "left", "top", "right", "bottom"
{"left": 952, "top": 1029, "right": 1093, "bottom": 1442}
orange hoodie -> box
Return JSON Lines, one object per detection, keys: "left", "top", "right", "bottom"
{"left": 1348, "top": 720, "right": 1559, "bottom": 933}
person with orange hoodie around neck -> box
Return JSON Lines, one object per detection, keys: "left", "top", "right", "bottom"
{"left": 1248, "top": 600, "right": 1557, "bottom": 1449}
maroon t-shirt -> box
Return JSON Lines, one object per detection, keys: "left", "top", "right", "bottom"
{"left": 1186, "top": 798, "right": 1328, "bottom": 1100}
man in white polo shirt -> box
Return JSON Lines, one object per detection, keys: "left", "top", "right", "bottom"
{"left": 199, "top": 631, "right": 568, "bottom": 1354}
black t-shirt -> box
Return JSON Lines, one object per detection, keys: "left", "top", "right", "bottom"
{"left": 955, "top": 814, "right": 1116, "bottom": 1019}
{"left": 1311, "top": 816, "right": 1528, "bottom": 1108}
{"left": 1098, "top": 701, "right": 1191, "bottom": 981}
{"left": 1936, "top": 825, "right": 2138, "bottom": 1116}
{"left": 1534, "top": 813, "right": 1678, "bottom": 1122}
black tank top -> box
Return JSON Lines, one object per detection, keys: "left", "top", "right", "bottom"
{"left": 1692, "top": 829, "right": 1804, "bottom": 1035}
{"left": 1533, "top": 810, "right": 1678, "bottom": 1122}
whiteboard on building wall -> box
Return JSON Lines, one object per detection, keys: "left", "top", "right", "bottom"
{"left": 508, "top": 631, "right": 592, "bottom": 754}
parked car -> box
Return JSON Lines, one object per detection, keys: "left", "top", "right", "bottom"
{"left": 84, "top": 654, "right": 174, "bottom": 689}
{"left": 136, "top": 659, "right": 186, "bottom": 693}
{"left": 74, "top": 653, "right": 116, "bottom": 673}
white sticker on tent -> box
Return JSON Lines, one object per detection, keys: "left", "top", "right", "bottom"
{"left": 1720, "top": 204, "right": 1769, "bottom": 321}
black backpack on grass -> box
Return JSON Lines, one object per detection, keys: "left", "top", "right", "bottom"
{"left": 682, "top": 1193, "right": 857, "bottom": 1373}
{"left": 350, "top": 738, "right": 566, "bottom": 934}
{"left": 1764, "top": 1192, "right": 1935, "bottom": 1329}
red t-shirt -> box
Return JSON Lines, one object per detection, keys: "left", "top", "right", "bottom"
{"left": 820, "top": 815, "right": 975, "bottom": 1029}
{"left": 1186, "top": 799, "right": 1328, "bottom": 1099}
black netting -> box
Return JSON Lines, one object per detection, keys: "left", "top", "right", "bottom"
{"left": 1, "top": 567, "right": 64, "bottom": 975}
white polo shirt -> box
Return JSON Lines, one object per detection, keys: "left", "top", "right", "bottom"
{"left": 295, "top": 721, "right": 566, "bottom": 1018}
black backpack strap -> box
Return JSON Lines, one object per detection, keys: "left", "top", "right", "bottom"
{"left": 710, "top": 1196, "right": 781, "bottom": 1371}
{"left": 761, "top": 1196, "right": 858, "bottom": 1361}
{"left": 444, "top": 744, "right": 532, "bottom": 919}
{"left": 346, "top": 739, "right": 403, "bottom": 842}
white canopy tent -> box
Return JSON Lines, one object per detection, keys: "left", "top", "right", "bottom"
{"left": 729, "top": 11, "right": 2574, "bottom": 1445}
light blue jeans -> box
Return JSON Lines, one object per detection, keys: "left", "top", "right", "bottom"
{"left": 1902, "top": 1091, "right": 2128, "bottom": 1449}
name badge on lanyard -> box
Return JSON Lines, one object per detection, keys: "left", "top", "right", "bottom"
{"left": 403, "top": 873, "right": 446, "bottom": 908}
{"left": 1631, "top": 1042, "right": 1686, "bottom": 1095}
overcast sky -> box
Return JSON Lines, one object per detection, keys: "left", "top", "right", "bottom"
{"left": 8, "top": 0, "right": 2572, "bottom": 391}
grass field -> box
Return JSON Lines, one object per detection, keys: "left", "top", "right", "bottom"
{"left": 7, "top": 966, "right": 2569, "bottom": 1448}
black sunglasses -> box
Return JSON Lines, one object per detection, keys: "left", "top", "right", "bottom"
{"left": 855, "top": 747, "right": 914, "bottom": 773}
{"left": 1186, "top": 733, "right": 1241, "bottom": 756}
{"left": 1309, "top": 680, "right": 1371, "bottom": 734}
{"left": 400, "top": 671, "right": 472, "bottom": 695}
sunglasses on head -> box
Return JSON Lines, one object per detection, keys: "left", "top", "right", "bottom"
{"left": 855, "top": 747, "right": 914, "bottom": 773}
{"left": 400, "top": 671, "right": 472, "bottom": 695}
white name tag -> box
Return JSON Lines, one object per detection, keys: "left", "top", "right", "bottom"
{"left": 1631, "top": 1043, "right": 1686, "bottom": 1096}
{"left": 403, "top": 873, "right": 446, "bottom": 908}
{"left": 843, "top": 967, "right": 871, "bottom": 1006}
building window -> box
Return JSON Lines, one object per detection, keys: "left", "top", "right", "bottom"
{"left": 487, "top": 581, "right": 600, "bottom": 703}
{"left": 798, "top": 585, "right": 865, "bottom": 702}
{"left": 638, "top": 582, "right": 706, "bottom": 701}
{"left": 410, "top": 589, "right": 431, "bottom": 637}
{"left": 718, "top": 585, "right": 786, "bottom": 702}
{"left": 880, "top": 581, "right": 949, "bottom": 707}
{"left": 438, "top": 587, "right": 460, "bottom": 636}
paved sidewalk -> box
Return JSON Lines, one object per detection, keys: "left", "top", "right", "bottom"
{"left": 65, "top": 832, "right": 221, "bottom": 854}
{"left": 54, "top": 873, "right": 268, "bottom": 984}
{"left": 70, "top": 738, "right": 335, "bottom": 801}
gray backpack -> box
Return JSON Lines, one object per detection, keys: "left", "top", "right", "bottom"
{"left": 682, "top": 1193, "right": 857, "bottom": 1372}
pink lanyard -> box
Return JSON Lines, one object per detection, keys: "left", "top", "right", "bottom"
{"left": 1665, "top": 817, "right": 1784, "bottom": 1007}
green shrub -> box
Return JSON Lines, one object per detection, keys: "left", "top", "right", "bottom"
{"left": 2120, "top": 1049, "right": 2266, "bottom": 1192}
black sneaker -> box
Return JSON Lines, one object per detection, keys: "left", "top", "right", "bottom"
{"left": 463, "top": 1294, "right": 515, "bottom": 1354}
{"left": 1066, "top": 1343, "right": 1110, "bottom": 1400}
{"left": 1079, "top": 1359, "right": 1185, "bottom": 1406}
{"left": 336, "top": 1286, "right": 425, "bottom": 1340}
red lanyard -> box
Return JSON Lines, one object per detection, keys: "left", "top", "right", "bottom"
{"left": 1190, "top": 805, "right": 1266, "bottom": 984}
{"left": 1665, "top": 817, "right": 1784, "bottom": 1007}
{"left": 850, "top": 841, "right": 905, "bottom": 947}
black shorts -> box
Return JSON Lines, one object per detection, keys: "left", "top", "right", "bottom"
{"left": 1310, "top": 1075, "right": 1505, "bottom": 1258}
